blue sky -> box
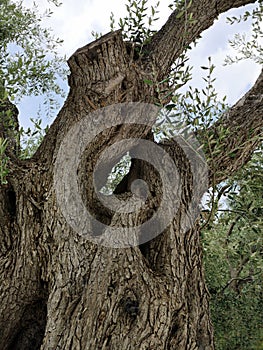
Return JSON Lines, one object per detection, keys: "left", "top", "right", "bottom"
{"left": 18, "top": 0, "right": 262, "bottom": 129}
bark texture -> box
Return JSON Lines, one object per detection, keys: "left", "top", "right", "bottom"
{"left": 0, "top": 0, "right": 262, "bottom": 349}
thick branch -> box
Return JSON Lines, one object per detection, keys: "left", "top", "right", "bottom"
{"left": 207, "top": 68, "right": 263, "bottom": 184}
{"left": 160, "top": 69, "right": 262, "bottom": 185}
{"left": 145, "top": 0, "right": 256, "bottom": 72}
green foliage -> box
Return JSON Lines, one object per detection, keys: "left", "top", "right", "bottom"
{"left": 111, "top": 0, "right": 160, "bottom": 44}
{"left": 225, "top": 0, "right": 263, "bottom": 65}
{"left": 203, "top": 148, "right": 263, "bottom": 349}
{"left": 0, "top": 0, "right": 68, "bottom": 182}
{"left": 210, "top": 290, "right": 262, "bottom": 350}
{"left": 0, "top": 138, "right": 9, "bottom": 184}
{"left": 19, "top": 118, "right": 49, "bottom": 159}
{"left": 153, "top": 57, "right": 227, "bottom": 140}
{"left": 91, "top": 30, "right": 103, "bottom": 40}
{"left": 0, "top": 0, "right": 67, "bottom": 105}
{"left": 168, "top": 0, "right": 190, "bottom": 12}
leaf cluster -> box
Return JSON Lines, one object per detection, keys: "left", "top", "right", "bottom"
{"left": 111, "top": 0, "right": 160, "bottom": 45}
{"left": 0, "top": 138, "right": 9, "bottom": 184}
{"left": 153, "top": 57, "right": 227, "bottom": 141}
{"left": 0, "top": 0, "right": 68, "bottom": 172}
{"left": 0, "top": 0, "right": 68, "bottom": 101}
{"left": 203, "top": 147, "right": 263, "bottom": 349}
{"left": 19, "top": 117, "right": 49, "bottom": 159}
{"left": 225, "top": 0, "right": 263, "bottom": 65}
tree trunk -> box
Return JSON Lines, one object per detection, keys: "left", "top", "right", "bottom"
{"left": 0, "top": 1, "right": 262, "bottom": 349}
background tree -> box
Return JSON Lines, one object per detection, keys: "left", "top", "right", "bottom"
{"left": 0, "top": 0, "right": 262, "bottom": 349}
{"left": 203, "top": 146, "right": 263, "bottom": 349}
{"left": 0, "top": 0, "right": 67, "bottom": 169}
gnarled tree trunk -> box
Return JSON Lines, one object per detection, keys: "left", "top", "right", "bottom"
{"left": 0, "top": 0, "right": 262, "bottom": 349}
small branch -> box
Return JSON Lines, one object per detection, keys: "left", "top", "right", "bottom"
{"left": 220, "top": 275, "right": 254, "bottom": 294}
{"left": 200, "top": 185, "right": 230, "bottom": 229}
{"left": 225, "top": 218, "right": 240, "bottom": 240}
{"left": 236, "top": 256, "right": 250, "bottom": 277}
{"left": 217, "top": 209, "right": 247, "bottom": 215}
{"left": 216, "top": 184, "right": 230, "bottom": 202}
{"left": 203, "top": 69, "right": 263, "bottom": 184}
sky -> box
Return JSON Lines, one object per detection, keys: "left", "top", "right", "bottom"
{"left": 18, "top": 0, "right": 262, "bottom": 128}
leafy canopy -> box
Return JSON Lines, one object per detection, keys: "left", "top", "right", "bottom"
{"left": 0, "top": 0, "right": 67, "bottom": 101}
{"left": 0, "top": 0, "right": 67, "bottom": 180}
{"left": 203, "top": 147, "right": 263, "bottom": 349}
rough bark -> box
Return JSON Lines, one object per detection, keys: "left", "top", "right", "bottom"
{"left": 0, "top": 0, "right": 262, "bottom": 349}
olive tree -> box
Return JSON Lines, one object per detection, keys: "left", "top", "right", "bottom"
{"left": 0, "top": 0, "right": 262, "bottom": 349}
